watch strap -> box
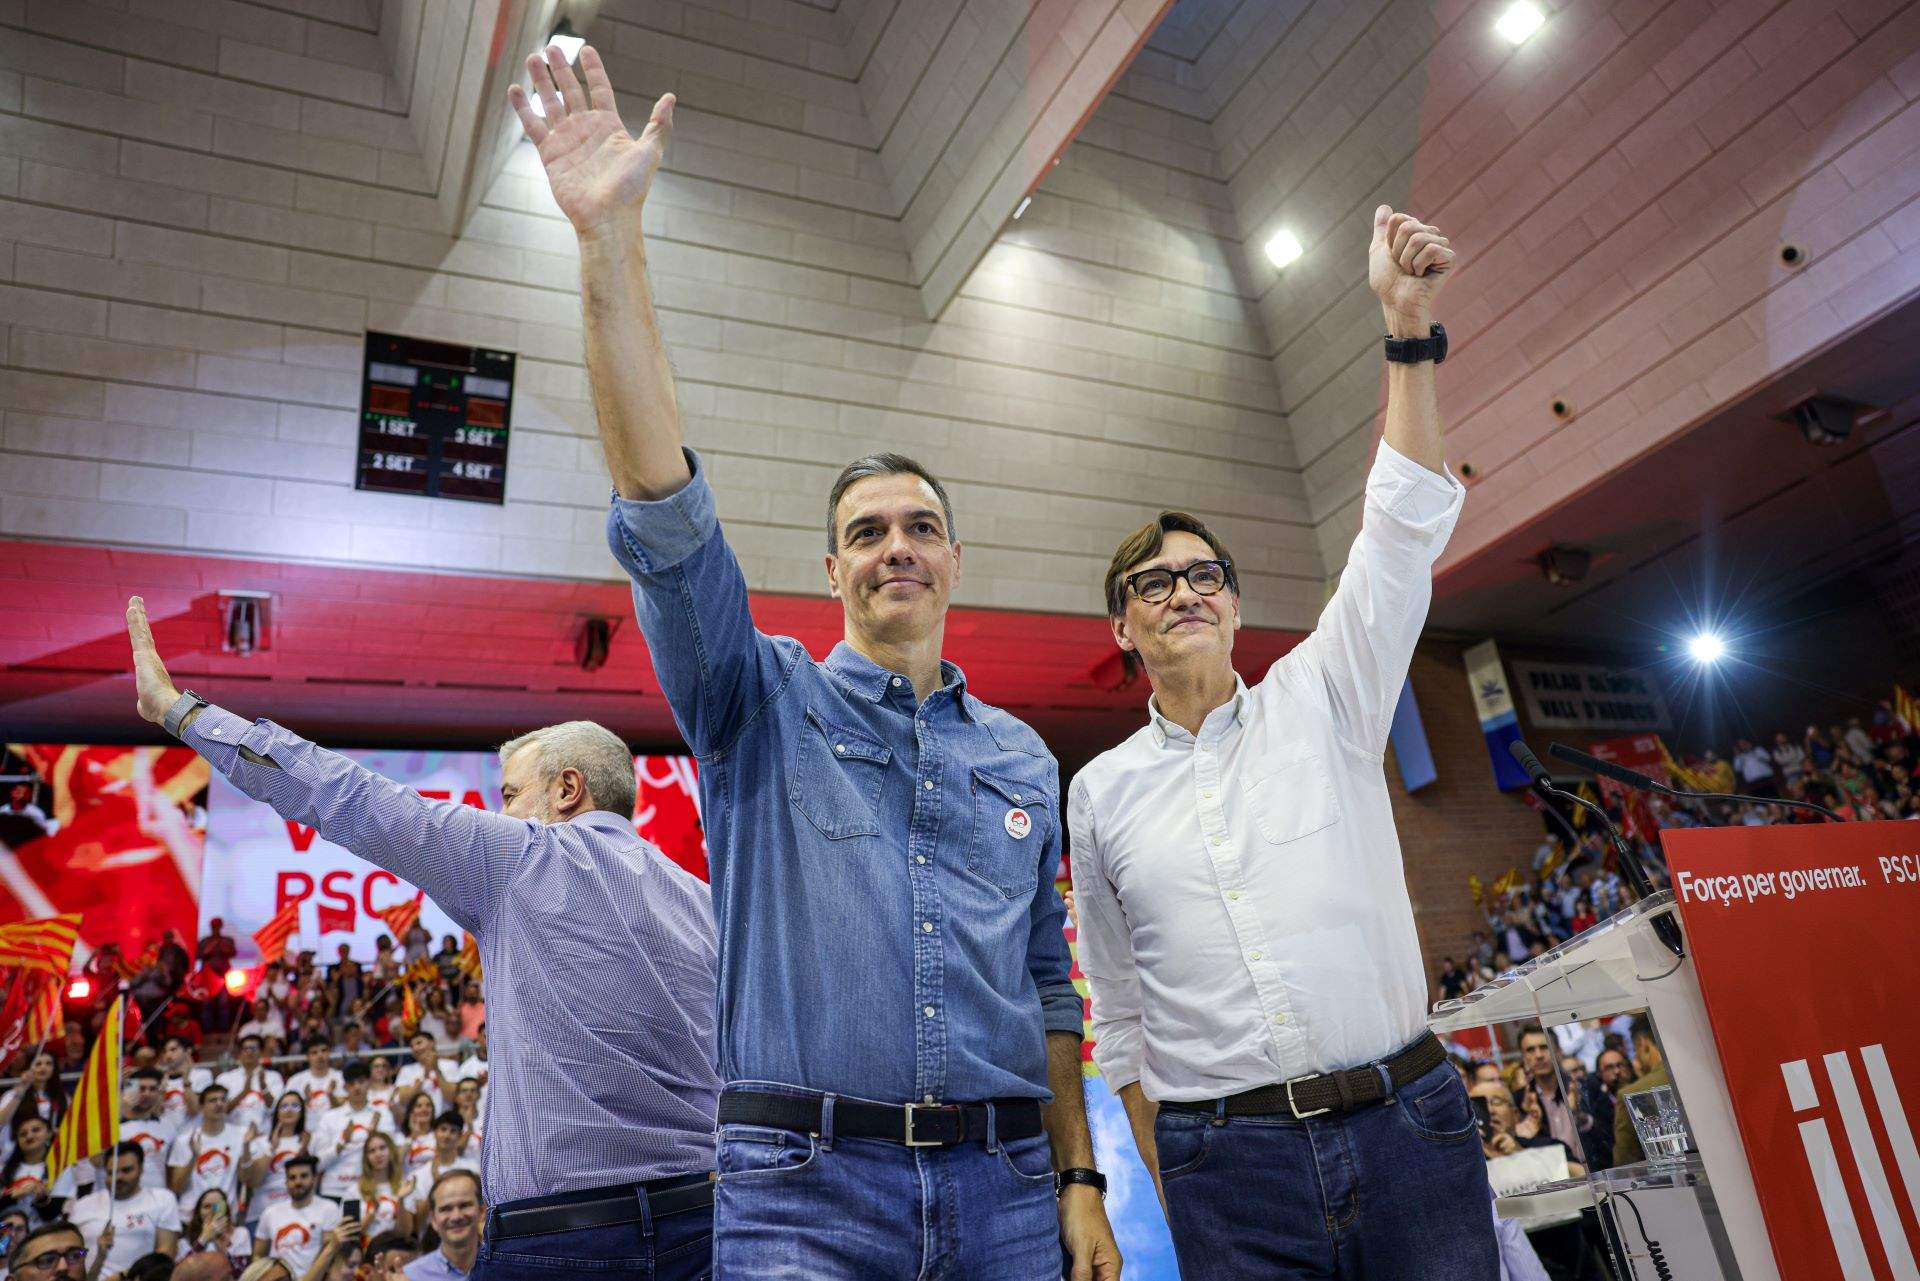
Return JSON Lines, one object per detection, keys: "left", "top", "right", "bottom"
{"left": 163, "top": 689, "right": 209, "bottom": 739}
{"left": 1056, "top": 1166, "right": 1107, "bottom": 1199}
{"left": 1383, "top": 322, "right": 1447, "bottom": 364}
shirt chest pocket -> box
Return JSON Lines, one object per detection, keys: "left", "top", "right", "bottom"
{"left": 968, "top": 766, "right": 1052, "bottom": 899}
{"left": 1242, "top": 753, "right": 1341, "bottom": 844}
{"left": 790, "top": 706, "right": 892, "bottom": 839}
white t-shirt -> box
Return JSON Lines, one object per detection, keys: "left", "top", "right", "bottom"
{"left": 240, "top": 1133, "right": 308, "bottom": 1223}
{"left": 285, "top": 1068, "right": 342, "bottom": 1113}
{"left": 166, "top": 1122, "right": 246, "bottom": 1215}
{"left": 312, "top": 1104, "right": 387, "bottom": 1199}
{"left": 367, "top": 1084, "right": 399, "bottom": 1124}
{"left": 359, "top": 1179, "right": 411, "bottom": 1241}
{"left": 456, "top": 1055, "right": 487, "bottom": 1084}
{"left": 121, "top": 1114, "right": 181, "bottom": 1190}
{"left": 401, "top": 1132, "right": 439, "bottom": 1180}
{"left": 395, "top": 1060, "right": 461, "bottom": 1110}
{"left": 213, "top": 1067, "right": 285, "bottom": 1133}
{"left": 177, "top": 1223, "right": 253, "bottom": 1264}
{"left": 258, "top": 1196, "right": 342, "bottom": 1276}
{"left": 71, "top": 1186, "right": 182, "bottom": 1274}
{"left": 403, "top": 1155, "right": 478, "bottom": 1216}
{"left": 160, "top": 1067, "right": 213, "bottom": 1123}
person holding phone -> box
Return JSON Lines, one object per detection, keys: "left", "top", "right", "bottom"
{"left": 179, "top": 1187, "right": 254, "bottom": 1271}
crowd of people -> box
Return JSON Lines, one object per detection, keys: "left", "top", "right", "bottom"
{"left": 1433, "top": 702, "right": 1917, "bottom": 1002}
{"left": 0, "top": 926, "right": 490, "bottom": 1281}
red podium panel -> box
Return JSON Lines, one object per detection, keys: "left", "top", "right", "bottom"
{"left": 1664, "top": 822, "right": 1920, "bottom": 1280}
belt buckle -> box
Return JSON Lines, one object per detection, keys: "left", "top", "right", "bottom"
{"left": 1285, "top": 1075, "right": 1331, "bottom": 1120}
{"left": 903, "top": 1102, "right": 949, "bottom": 1147}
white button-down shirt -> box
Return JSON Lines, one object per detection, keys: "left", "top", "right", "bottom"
{"left": 1069, "top": 439, "right": 1464, "bottom": 1102}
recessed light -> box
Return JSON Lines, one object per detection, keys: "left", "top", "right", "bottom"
{"left": 1264, "top": 229, "right": 1303, "bottom": 269}
{"left": 1495, "top": 2, "right": 1545, "bottom": 44}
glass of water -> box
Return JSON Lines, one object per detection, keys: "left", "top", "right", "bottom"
{"left": 1626, "top": 1085, "right": 1689, "bottom": 1168}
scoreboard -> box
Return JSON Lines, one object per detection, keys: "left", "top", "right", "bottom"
{"left": 356, "top": 332, "right": 516, "bottom": 504}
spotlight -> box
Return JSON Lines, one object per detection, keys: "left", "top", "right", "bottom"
{"left": 1264, "top": 229, "right": 1303, "bottom": 269}
{"left": 1495, "top": 2, "right": 1545, "bottom": 44}
{"left": 1687, "top": 633, "right": 1726, "bottom": 663}
{"left": 225, "top": 968, "right": 248, "bottom": 996}
{"left": 547, "top": 18, "right": 585, "bottom": 64}
{"left": 66, "top": 977, "right": 91, "bottom": 1001}
{"left": 1012, "top": 195, "right": 1032, "bottom": 221}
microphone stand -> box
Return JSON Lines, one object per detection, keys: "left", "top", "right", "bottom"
{"left": 1546, "top": 743, "right": 1843, "bottom": 824}
{"left": 1509, "top": 741, "right": 1684, "bottom": 959}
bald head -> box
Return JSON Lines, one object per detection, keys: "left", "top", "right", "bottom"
{"left": 174, "top": 1254, "right": 235, "bottom": 1281}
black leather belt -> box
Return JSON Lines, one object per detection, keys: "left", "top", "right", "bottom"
{"left": 1162, "top": 1031, "right": 1447, "bottom": 1120}
{"left": 490, "top": 1175, "right": 714, "bottom": 1240}
{"left": 719, "top": 1091, "right": 1046, "bottom": 1147}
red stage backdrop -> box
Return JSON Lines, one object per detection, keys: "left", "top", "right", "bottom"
{"left": 1665, "top": 822, "right": 1920, "bottom": 1280}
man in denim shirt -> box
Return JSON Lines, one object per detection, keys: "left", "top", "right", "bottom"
{"left": 511, "top": 45, "right": 1119, "bottom": 1281}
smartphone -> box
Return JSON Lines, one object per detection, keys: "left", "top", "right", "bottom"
{"left": 342, "top": 1199, "right": 362, "bottom": 1222}
{"left": 1469, "top": 1095, "right": 1493, "bottom": 1142}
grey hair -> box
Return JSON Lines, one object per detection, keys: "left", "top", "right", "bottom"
{"left": 497, "top": 721, "right": 635, "bottom": 819}
{"left": 825, "top": 452, "right": 957, "bottom": 553}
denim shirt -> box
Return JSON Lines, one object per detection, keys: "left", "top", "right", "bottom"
{"left": 607, "top": 449, "right": 1081, "bottom": 1105}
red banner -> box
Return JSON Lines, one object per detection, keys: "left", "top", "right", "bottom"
{"left": 1586, "top": 733, "right": 1665, "bottom": 842}
{"left": 1665, "top": 823, "right": 1920, "bottom": 1279}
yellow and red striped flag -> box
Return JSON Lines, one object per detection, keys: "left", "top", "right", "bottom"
{"left": 457, "top": 932, "right": 482, "bottom": 983}
{"left": 0, "top": 914, "right": 83, "bottom": 976}
{"left": 400, "top": 983, "right": 420, "bottom": 1031}
{"left": 22, "top": 971, "right": 65, "bottom": 1044}
{"left": 48, "top": 997, "right": 122, "bottom": 1181}
{"left": 374, "top": 893, "right": 424, "bottom": 944}
{"left": 404, "top": 955, "right": 438, "bottom": 987}
{"left": 252, "top": 901, "right": 299, "bottom": 965}
{"left": 1895, "top": 685, "right": 1920, "bottom": 734}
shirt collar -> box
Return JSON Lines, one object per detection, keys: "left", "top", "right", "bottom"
{"left": 826, "top": 640, "right": 970, "bottom": 714}
{"left": 1147, "top": 676, "right": 1251, "bottom": 748}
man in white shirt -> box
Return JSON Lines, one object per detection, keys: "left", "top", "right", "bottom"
{"left": 312, "top": 1062, "right": 389, "bottom": 1200}
{"left": 1070, "top": 206, "right": 1497, "bottom": 1278}
{"left": 286, "top": 1035, "right": 343, "bottom": 1113}
{"left": 70, "top": 1142, "right": 181, "bottom": 1275}
{"left": 157, "top": 1037, "right": 211, "bottom": 1126}
{"left": 394, "top": 1032, "right": 459, "bottom": 1113}
{"left": 120, "top": 1068, "right": 180, "bottom": 1191}
{"left": 166, "top": 1083, "right": 250, "bottom": 1216}
{"left": 214, "top": 1035, "right": 285, "bottom": 1134}
{"left": 456, "top": 1025, "right": 487, "bottom": 1087}
{"left": 255, "top": 1154, "right": 345, "bottom": 1278}
{"left": 1731, "top": 738, "right": 1778, "bottom": 797}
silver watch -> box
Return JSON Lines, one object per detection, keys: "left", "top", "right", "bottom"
{"left": 162, "top": 689, "right": 209, "bottom": 738}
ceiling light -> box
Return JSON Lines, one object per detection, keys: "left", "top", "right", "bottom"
{"left": 1264, "top": 229, "right": 1303, "bottom": 269}
{"left": 1495, "top": 2, "right": 1545, "bottom": 44}
{"left": 1687, "top": 633, "right": 1726, "bottom": 664}
{"left": 1012, "top": 195, "right": 1032, "bottom": 221}
{"left": 547, "top": 19, "right": 584, "bottom": 64}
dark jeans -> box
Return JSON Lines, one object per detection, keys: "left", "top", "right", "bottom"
{"left": 475, "top": 1179, "right": 713, "bottom": 1281}
{"left": 1155, "top": 1060, "right": 1499, "bottom": 1280}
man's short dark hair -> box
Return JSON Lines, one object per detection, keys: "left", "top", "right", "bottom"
{"left": 429, "top": 1167, "right": 481, "bottom": 1210}
{"left": 237, "top": 1033, "right": 264, "bottom": 1049}
{"left": 1102, "top": 511, "right": 1238, "bottom": 618}
{"left": 1517, "top": 1022, "right": 1550, "bottom": 1047}
{"left": 162, "top": 1035, "right": 191, "bottom": 1053}
{"left": 1630, "top": 1013, "right": 1656, "bottom": 1046}
{"left": 128, "top": 1067, "right": 163, "bottom": 1084}
{"left": 284, "top": 1153, "right": 320, "bottom": 1175}
{"left": 825, "top": 453, "right": 956, "bottom": 553}
{"left": 123, "top": 1253, "right": 174, "bottom": 1281}
{"left": 433, "top": 1110, "right": 464, "bottom": 1131}
{"left": 9, "top": 1219, "right": 82, "bottom": 1269}
{"left": 198, "top": 1083, "right": 228, "bottom": 1103}
{"left": 342, "top": 1062, "right": 371, "bottom": 1085}
{"left": 365, "top": 1231, "right": 414, "bottom": 1264}
{"left": 113, "top": 1139, "right": 144, "bottom": 1167}
{"left": 303, "top": 1035, "right": 332, "bottom": 1053}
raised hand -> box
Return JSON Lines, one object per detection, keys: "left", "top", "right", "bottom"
{"left": 1368, "top": 205, "right": 1454, "bottom": 327}
{"left": 126, "top": 597, "right": 180, "bottom": 725}
{"left": 508, "top": 45, "right": 673, "bottom": 237}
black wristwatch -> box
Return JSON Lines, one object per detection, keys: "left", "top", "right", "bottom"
{"left": 1383, "top": 321, "right": 1447, "bottom": 364}
{"left": 162, "top": 688, "right": 209, "bottom": 739}
{"left": 1056, "top": 1167, "right": 1107, "bottom": 1199}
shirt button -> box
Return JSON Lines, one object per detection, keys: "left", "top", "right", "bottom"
{"left": 1211, "top": 836, "right": 1225, "bottom": 846}
{"left": 923, "top": 780, "right": 934, "bottom": 790}
{"left": 922, "top": 922, "right": 933, "bottom": 933}
{"left": 835, "top": 745, "right": 846, "bottom": 754}
{"left": 1227, "top": 890, "right": 1243, "bottom": 902}
{"left": 923, "top": 1006, "right": 936, "bottom": 1018}
{"left": 1249, "top": 950, "right": 1263, "bottom": 961}
{"left": 1272, "top": 1013, "right": 1288, "bottom": 1025}
{"left": 915, "top": 855, "right": 927, "bottom": 865}
{"left": 1201, "top": 788, "right": 1215, "bottom": 799}
{"left": 892, "top": 677, "right": 903, "bottom": 687}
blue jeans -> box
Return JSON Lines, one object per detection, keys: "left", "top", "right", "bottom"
{"left": 1155, "top": 1061, "right": 1498, "bottom": 1279}
{"left": 713, "top": 1089, "right": 1061, "bottom": 1279}
{"left": 474, "top": 1179, "right": 713, "bottom": 1280}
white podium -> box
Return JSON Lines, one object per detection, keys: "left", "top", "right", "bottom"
{"left": 1429, "top": 891, "right": 1771, "bottom": 1280}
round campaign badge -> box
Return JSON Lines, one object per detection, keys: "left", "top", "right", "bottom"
{"left": 1004, "top": 807, "right": 1032, "bottom": 840}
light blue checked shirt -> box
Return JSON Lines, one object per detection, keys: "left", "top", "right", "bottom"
{"left": 180, "top": 707, "right": 721, "bottom": 1204}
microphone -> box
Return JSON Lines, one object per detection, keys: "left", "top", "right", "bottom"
{"left": 1508, "top": 740, "right": 1683, "bottom": 958}
{"left": 1546, "top": 742, "right": 1842, "bottom": 823}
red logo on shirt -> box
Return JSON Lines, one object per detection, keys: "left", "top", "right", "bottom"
{"left": 274, "top": 1222, "right": 312, "bottom": 1251}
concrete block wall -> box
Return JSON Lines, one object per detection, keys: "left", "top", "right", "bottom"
{"left": 1200, "top": 0, "right": 1920, "bottom": 575}
{"left": 0, "top": 0, "right": 1323, "bottom": 628}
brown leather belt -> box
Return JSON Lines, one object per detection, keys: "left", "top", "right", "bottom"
{"left": 1161, "top": 1031, "right": 1447, "bottom": 1120}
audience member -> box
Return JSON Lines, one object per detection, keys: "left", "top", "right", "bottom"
{"left": 401, "top": 1171, "right": 479, "bottom": 1281}
{"left": 311, "top": 1065, "right": 386, "bottom": 1202}
{"left": 69, "top": 1142, "right": 180, "bottom": 1274}
{"left": 1613, "top": 1014, "right": 1672, "bottom": 1166}
{"left": 167, "top": 1086, "right": 246, "bottom": 1217}
{"left": 179, "top": 1187, "right": 252, "bottom": 1271}
{"left": 252, "top": 1156, "right": 339, "bottom": 1280}
{"left": 5, "top": 1220, "right": 87, "bottom": 1281}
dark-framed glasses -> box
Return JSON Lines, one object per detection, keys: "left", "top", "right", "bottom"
{"left": 1125, "top": 559, "right": 1234, "bottom": 605}
{"left": 18, "top": 1246, "right": 88, "bottom": 1274}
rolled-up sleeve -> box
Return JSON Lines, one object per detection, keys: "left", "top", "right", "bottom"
{"left": 1024, "top": 765, "right": 1083, "bottom": 1040}
{"left": 1068, "top": 777, "right": 1145, "bottom": 1091}
{"left": 182, "top": 706, "right": 532, "bottom": 934}
{"left": 606, "top": 448, "right": 796, "bottom": 758}
{"left": 1276, "top": 437, "right": 1464, "bottom": 758}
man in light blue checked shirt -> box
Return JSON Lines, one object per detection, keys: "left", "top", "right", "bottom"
{"left": 124, "top": 598, "right": 720, "bottom": 1281}
{"left": 510, "top": 42, "right": 1120, "bottom": 1281}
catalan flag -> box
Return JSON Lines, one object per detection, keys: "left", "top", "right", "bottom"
{"left": 48, "top": 997, "right": 122, "bottom": 1182}
{"left": 374, "top": 893, "right": 424, "bottom": 945}
{"left": 400, "top": 983, "right": 420, "bottom": 1031}
{"left": 252, "top": 901, "right": 299, "bottom": 965}
{"left": 0, "top": 913, "right": 83, "bottom": 977}
{"left": 404, "top": 956, "right": 439, "bottom": 987}
{"left": 22, "top": 970, "right": 64, "bottom": 1044}
{"left": 1895, "top": 685, "right": 1919, "bottom": 734}
{"left": 457, "top": 932, "right": 482, "bottom": 983}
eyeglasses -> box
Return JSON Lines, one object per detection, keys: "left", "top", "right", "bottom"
{"left": 1123, "top": 559, "right": 1234, "bottom": 605}
{"left": 18, "top": 1247, "right": 88, "bottom": 1273}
